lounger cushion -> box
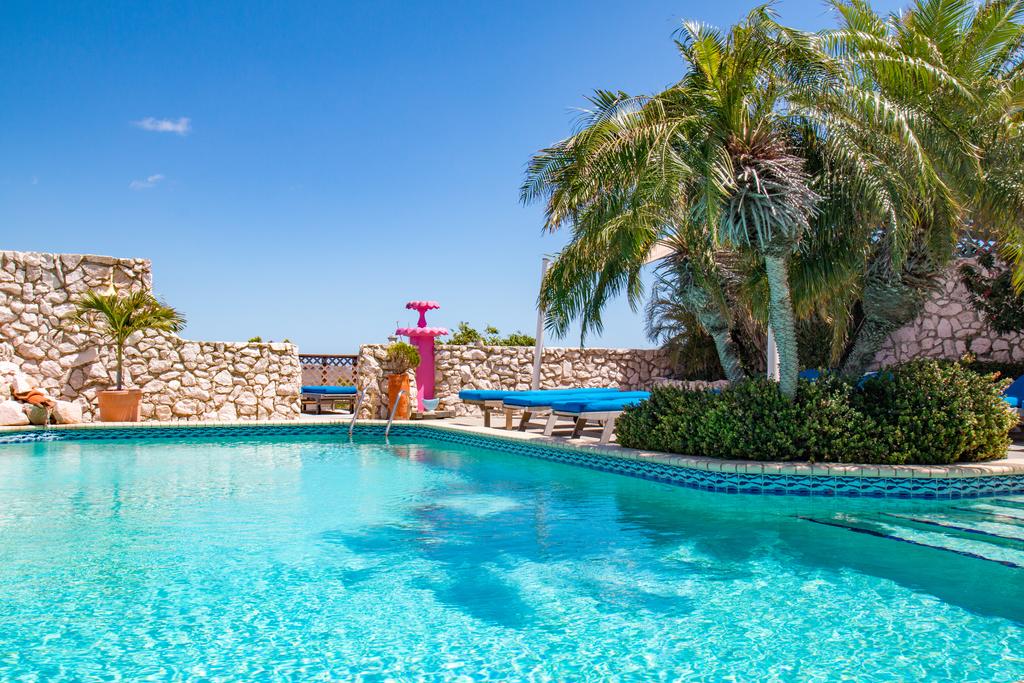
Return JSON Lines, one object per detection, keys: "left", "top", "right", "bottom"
{"left": 301, "top": 385, "right": 357, "bottom": 395}
{"left": 460, "top": 387, "right": 620, "bottom": 403}
{"left": 550, "top": 393, "right": 650, "bottom": 414}
{"left": 501, "top": 389, "right": 625, "bottom": 408}
{"left": 1004, "top": 395, "right": 1020, "bottom": 409}
{"left": 1004, "top": 375, "right": 1024, "bottom": 406}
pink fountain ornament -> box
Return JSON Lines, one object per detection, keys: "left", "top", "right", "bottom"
{"left": 396, "top": 300, "right": 448, "bottom": 412}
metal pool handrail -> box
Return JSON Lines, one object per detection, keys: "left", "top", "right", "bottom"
{"left": 348, "top": 388, "right": 366, "bottom": 438}
{"left": 385, "top": 390, "right": 406, "bottom": 438}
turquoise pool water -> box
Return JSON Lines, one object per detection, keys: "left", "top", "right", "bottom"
{"left": 0, "top": 433, "right": 1021, "bottom": 681}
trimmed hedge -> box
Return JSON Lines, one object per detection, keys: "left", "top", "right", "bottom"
{"left": 616, "top": 360, "right": 1016, "bottom": 465}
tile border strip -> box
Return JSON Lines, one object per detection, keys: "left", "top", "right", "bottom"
{"left": 0, "top": 422, "right": 1021, "bottom": 499}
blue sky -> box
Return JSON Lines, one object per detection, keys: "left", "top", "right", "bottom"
{"left": 1, "top": 0, "right": 904, "bottom": 352}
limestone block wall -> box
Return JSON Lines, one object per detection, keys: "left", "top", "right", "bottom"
{"left": 872, "top": 260, "right": 1024, "bottom": 368}
{"left": 0, "top": 250, "right": 301, "bottom": 422}
{"left": 356, "top": 343, "right": 676, "bottom": 418}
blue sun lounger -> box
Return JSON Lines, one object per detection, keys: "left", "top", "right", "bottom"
{"left": 301, "top": 385, "right": 358, "bottom": 414}
{"left": 497, "top": 388, "right": 626, "bottom": 430}
{"left": 544, "top": 392, "right": 651, "bottom": 444}
{"left": 458, "top": 387, "right": 621, "bottom": 429}
{"left": 1004, "top": 375, "right": 1024, "bottom": 420}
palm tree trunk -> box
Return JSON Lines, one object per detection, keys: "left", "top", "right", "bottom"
{"left": 763, "top": 254, "right": 799, "bottom": 397}
{"left": 115, "top": 344, "right": 124, "bottom": 390}
{"left": 681, "top": 281, "right": 748, "bottom": 383}
{"left": 840, "top": 274, "right": 926, "bottom": 378}
{"left": 695, "top": 309, "right": 747, "bottom": 383}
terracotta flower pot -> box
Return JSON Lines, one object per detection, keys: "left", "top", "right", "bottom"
{"left": 98, "top": 389, "right": 142, "bottom": 422}
{"left": 387, "top": 374, "right": 411, "bottom": 420}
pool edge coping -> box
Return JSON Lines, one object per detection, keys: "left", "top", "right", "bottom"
{"left": 1, "top": 417, "right": 1022, "bottom": 482}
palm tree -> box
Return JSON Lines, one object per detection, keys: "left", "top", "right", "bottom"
{"left": 646, "top": 243, "right": 771, "bottom": 380}
{"left": 524, "top": 8, "right": 826, "bottom": 396}
{"left": 648, "top": 245, "right": 749, "bottom": 382}
{"left": 69, "top": 287, "right": 186, "bottom": 390}
{"left": 817, "top": 0, "right": 1024, "bottom": 375}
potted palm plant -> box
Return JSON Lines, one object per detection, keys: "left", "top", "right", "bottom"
{"left": 69, "top": 286, "right": 186, "bottom": 422}
{"left": 383, "top": 341, "right": 420, "bottom": 420}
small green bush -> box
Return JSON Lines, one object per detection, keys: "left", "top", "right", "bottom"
{"left": 616, "top": 360, "right": 1016, "bottom": 465}
{"left": 963, "top": 359, "right": 1024, "bottom": 383}
{"left": 853, "top": 360, "right": 1015, "bottom": 464}
{"left": 698, "top": 379, "right": 803, "bottom": 461}
{"left": 384, "top": 342, "right": 421, "bottom": 373}
{"left": 617, "top": 386, "right": 715, "bottom": 454}
{"left": 794, "top": 375, "right": 888, "bottom": 464}
{"left": 445, "top": 322, "right": 535, "bottom": 346}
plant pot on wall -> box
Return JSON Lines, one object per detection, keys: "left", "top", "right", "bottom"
{"left": 69, "top": 278, "right": 185, "bottom": 423}
{"left": 97, "top": 389, "right": 143, "bottom": 422}
{"left": 387, "top": 373, "right": 411, "bottom": 419}
{"left": 383, "top": 341, "right": 420, "bottom": 420}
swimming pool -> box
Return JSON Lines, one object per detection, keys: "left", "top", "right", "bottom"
{"left": 1, "top": 429, "right": 1021, "bottom": 680}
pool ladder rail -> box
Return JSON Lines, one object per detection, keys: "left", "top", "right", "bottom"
{"left": 385, "top": 390, "right": 406, "bottom": 438}
{"left": 347, "top": 388, "right": 366, "bottom": 438}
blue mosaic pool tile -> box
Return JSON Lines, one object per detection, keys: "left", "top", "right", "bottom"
{"left": 1, "top": 423, "right": 1022, "bottom": 499}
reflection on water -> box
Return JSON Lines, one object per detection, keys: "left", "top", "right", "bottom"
{"left": 0, "top": 434, "right": 1020, "bottom": 681}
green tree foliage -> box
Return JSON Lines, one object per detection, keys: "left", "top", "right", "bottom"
{"left": 523, "top": 1, "right": 1024, "bottom": 392}
{"left": 960, "top": 251, "right": 1024, "bottom": 334}
{"left": 445, "top": 322, "right": 535, "bottom": 346}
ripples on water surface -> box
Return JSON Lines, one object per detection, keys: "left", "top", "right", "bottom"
{"left": 0, "top": 434, "right": 1021, "bottom": 681}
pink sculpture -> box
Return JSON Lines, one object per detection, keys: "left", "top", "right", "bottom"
{"left": 396, "top": 300, "right": 448, "bottom": 412}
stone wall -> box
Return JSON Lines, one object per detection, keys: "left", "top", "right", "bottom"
{"left": 0, "top": 250, "right": 301, "bottom": 422}
{"left": 872, "top": 259, "right": 1024, "bottom": 368}
{"left": 356, "top": 343, "right": 675, "bottom": 418}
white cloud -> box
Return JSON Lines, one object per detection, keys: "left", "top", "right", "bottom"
{"left": 132, "top": 117, "right": 191, "bottom": 135}
{"left": 129, "top": 174, "right": 165, "bottom": 190}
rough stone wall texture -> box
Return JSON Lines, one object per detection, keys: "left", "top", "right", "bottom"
{"left": 872, "top": 259, "right": 1024, "bottom": 368}
{"left": 0, "top": 250, "right": 301, "bottom": 421}
{"left": 356, "top": 343, "right": 676, "bottom": 418}
{"left": 354, "top": 344, "right": 417, "bottom": 419}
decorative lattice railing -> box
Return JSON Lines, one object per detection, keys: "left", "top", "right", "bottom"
{"left": 299, "top": 354, "right": 358, "bottom": 387}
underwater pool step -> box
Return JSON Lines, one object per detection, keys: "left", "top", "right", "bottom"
{"left": 956, "top": 503, "right": 1024, "bottom": 521}
{"left": 799, "top": 515, "right": 1024, "bottom": 570}
{"left": 986, "top": 498, "right": 1024, "bottom": 511}
{"left": 879, "top": 513, "right": 1024, "bottom": 547}
{"left": 950, "top": 506, "right": 1024, "bottom": 525}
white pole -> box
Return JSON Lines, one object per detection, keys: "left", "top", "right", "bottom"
{"left": 766, "top": 324, "right": 780, "bottom": 382}
{"left": 531, "top": 257, "right": 550, "bottom": 390}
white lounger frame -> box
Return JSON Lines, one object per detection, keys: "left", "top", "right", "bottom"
{"left": 544, "top": 409, "right": 624, "bottom": 445}
{"left": 463, "top": 399, "right": 555, "bottom": 431}
{"left": 461, "top": 399, "right": 507, "bottom": 428}
{"left": 301, "top": 392, "right": 358, "bottom": 415}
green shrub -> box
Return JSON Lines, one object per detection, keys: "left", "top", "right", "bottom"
{"left": 615, "top": 394, "right": 660, "bottom": 450}
{"left": 853, "top": 360, "right": 1015, "bottom": 464}
{"left": 963, "top": 359, "right": 1024, "bottom": 383}
{"left": 616, "top": 360, "right": 1015, "bottom": 465}
{"left": 793, "top": 375, "right": 887, "bottom": 464}
{"left": 445, "top": 322, "right": 535, "bottom": 346}
{"left": 384, "top": 342, "right": 421, "bottom": 373}
{"left": 697, "top": 379, "right": 802, "bottom": 461}
{"left": 617, "top": 386, "right": 715, "bottom": 454}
